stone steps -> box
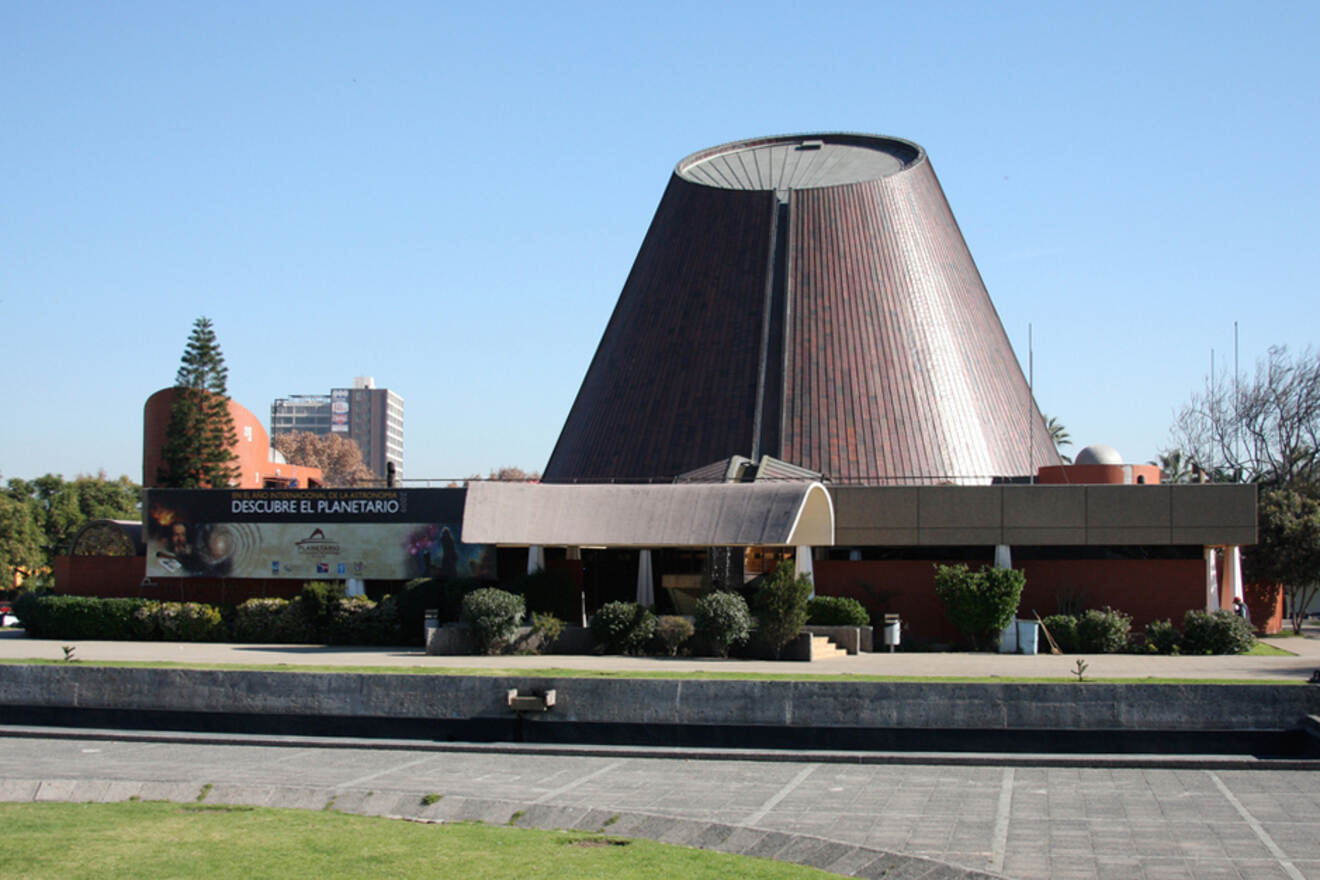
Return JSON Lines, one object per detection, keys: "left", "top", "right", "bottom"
{"left": 810, "top": 635, "right": 848, "bottom": 660}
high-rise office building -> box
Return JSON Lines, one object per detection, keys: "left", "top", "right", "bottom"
{"left": 271, "top": 377, "right": 403, "bottom": 481}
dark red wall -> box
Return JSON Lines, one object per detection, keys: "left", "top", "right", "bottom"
{"left": 813, "top": 558, "right": 1207, "bottom": 644}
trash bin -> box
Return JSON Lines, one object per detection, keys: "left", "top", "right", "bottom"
{"left": 1015, "top": 619, "right": 1039, "bottom": 655}
{"left": 998, "top": 622, "right": 1018, "bottom": 653}
{"left": 883, "top": 614, "right": 901, "bottom": 652}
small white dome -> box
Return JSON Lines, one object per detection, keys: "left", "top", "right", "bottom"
{"left": 1075, "top": 444, "right": 1123, "bottom": 466}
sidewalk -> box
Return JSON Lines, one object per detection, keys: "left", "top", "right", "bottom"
{"left": 4, "top": 626, "right": 1319, "bottom": 681}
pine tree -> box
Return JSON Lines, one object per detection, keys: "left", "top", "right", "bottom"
{"left": 157, "top": 317, "right": 240, "bottom": 488}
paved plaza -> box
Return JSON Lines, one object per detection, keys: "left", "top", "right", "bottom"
{"left": 1, "top": 731, "right": 1317, "bottom": 880}
{"left": 3, "top": 626, "right": 1320, "bottom": 680}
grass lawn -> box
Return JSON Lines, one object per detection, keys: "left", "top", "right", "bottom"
{"left": 0, "top": 657, "right": 1302, "bottom": 685}
{"left": 1247, "top": 640, "right": 1295, "bottom": 656}
{"left": 0, "top": 801, "right": 836, "bottom": 880}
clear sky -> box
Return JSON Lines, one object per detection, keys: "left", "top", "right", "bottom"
{"left": 3, "top": 1, "right": 1317, "bottom": 484}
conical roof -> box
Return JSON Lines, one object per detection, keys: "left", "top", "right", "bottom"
{"left": 544, "top": 133, "right": 1060, "bottom": 485}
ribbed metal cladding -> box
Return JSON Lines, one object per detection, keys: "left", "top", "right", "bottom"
{"left": 542, "top": 176, "right": 776, "bottom": 482}
{"left": 543, "top": 133, "right": 1060, "bottom": 484}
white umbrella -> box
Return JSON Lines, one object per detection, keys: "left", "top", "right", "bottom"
{"left": 795, "top": 545, "right": 815, "bottom": 598}
{"left": 527, "top": 545, "right": 545, "bottom": 575}
{"left": 1204, "top": 546, "right": 1219, "bottom": 611}
{"left": 636, "top": 549, "right": 655, "bottom": 608}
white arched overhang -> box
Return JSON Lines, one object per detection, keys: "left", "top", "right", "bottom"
{"left": 461, "top": 481, "right": 834, "bottom": 548}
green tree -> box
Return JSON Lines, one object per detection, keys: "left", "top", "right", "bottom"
{"left": 1044, "top": 415, "right": 1073, "bottom": 464}
{"left": 933, "top": 564, "right": 1026, "bottom": 650}
{"left": 0, "top": 493, "right": 43, "bottom": 589}
{"left": 1, "top": 472, "right": 140, "bottom": 586}
{"left": 157, "top": 317, "right": 239, "bottom": 488}
{"left": 753, "top": 561, "right": 812, "bottom": 658}
{"left": 1244, "top": 488, "right": 1320, "bottom": 634}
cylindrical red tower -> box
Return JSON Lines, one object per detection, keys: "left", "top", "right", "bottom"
{"left": 544, "top": 133, "right": 1060, "bottom": 484}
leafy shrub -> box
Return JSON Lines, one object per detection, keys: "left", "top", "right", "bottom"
{"left": 1181, "top": 609, "right": 1255, "bottom": 655}
{"left": 1143, "top": 619, "right": 1181, "bottom": 655}
{"left": 394, "top": 577, "right": 483, "bottom": 644}
{"left": 1040, "top": 614, "right": 1079, "bottom": 653}
{"left": 754, "top": 561, "right": 812, "bottom": 657}
{"left": 933, "top": 564, "right": 1025, "bottom": 650}
{"left": 12, "top": 595, "right": 152, "bottom": 640}
{"left": 530, "top": 611, "right": 565, "bottom": 652}
{"left": 693, "top": 591, "right": 751, "bottom": 657}
{"left": 153, "top": 602, "right": 225, "bottom": 641}
{"left": 806, "top": 596, "right": 871, "bottom": 627}
{"left": 515, "top": 567, "right": 579, "bottom": 622}
{"left": 654, "top": 615, "right": 694, "bottom": 656}
{"left": 233, "top": 598, "right": 296, "bottom": 642}
{"left": 325, "top": 596, "right": 398, "bottom": 645}
{"left": 589, "top": 601, "right": 657, "bottom": 655}
{"left": 296, "top": 581, "right": 347, "bottom": 639}
{"left": 1076, "top": 607, "right": 1132, "bottom": 653}
{"left": 460, "top": 588, "right": 525, "bottom": 654}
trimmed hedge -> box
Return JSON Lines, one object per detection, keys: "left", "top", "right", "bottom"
{"left": 806, "top": 596, "right": 871, "bottom": 627}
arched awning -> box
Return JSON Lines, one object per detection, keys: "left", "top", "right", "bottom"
{"left": 461, "top": 481, "right": 834, "bottom": 548}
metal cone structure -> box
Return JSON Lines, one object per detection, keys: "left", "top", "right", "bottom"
{"left": 544, "top": 133, "right": 1060, "bottom": 484}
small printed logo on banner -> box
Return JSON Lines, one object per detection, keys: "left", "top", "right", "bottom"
{"left": 316, "top": 562, "right": 330, "bottom": 574}
{"left": 271, "top": 561, "right": 280, "bottom": 574}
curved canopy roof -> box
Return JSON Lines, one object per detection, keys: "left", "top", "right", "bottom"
{"left": 461, "top": 481, "right": 834, "bottom": 548}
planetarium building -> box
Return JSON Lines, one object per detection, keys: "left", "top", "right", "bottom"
{"left": 545, "top": 133, "right": 1059, "bottom": 485}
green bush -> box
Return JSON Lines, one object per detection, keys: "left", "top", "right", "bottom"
{"left": 1076, "top": 607, "right": 1132, "bottom": 653}
{"left": 589, "top": 601, "right": 657, "bottom": 655}
{"left": 296, "top": 581, "right": 347, "bottom": 640}
{"left": 232, "top": 598, "right": 296, "bottom": 642}
{"left": 1181, "top": 609, "right": 1255, "bottom": 655}
{"left": 753, "top": 561, "right": 812, "bottom": 657}
{"left": 806, "top": 596, "right": 871, "bottom": 627}
{"left": 154, "top": 602, "right": 225, "bottom": 641}
{"left": 693, "top": 591, "right": 751, "bottom": 657}
{"left": 394, "top": 577, "right": 483, "bottom": 644}
{"left": 529, "top": 611, "right": 565, "bottom": 652}
{"left": 933, "top": 564, "right": 1025, "bottom": 650}
{"left": 1040, "top": 614, "right": 1079, "bottom": 653}
{"left": 13, "top": 595, "right": 152, "bottom": 640}
{"left": 332, "top": 595, "right": 401, "bottom": 645}
{"left": 460, "top": 588, "right": 525, "bottom": 654}
{"left": 654, "top": 615, "right": 694, "bottom": 656}
{"left": 1143, "top": 618, "right": 1181, "bottom": 655}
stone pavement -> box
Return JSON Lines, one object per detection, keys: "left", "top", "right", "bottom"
{"left": 3, "top": 626, "right": 1320, "bottom": 681}
{"left": 1, "top": 732, "right": 1317, "bottom": 879}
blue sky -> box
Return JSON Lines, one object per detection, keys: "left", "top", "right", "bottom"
{"left": 3, "top": 1, "right": 1317, "bottom": 483}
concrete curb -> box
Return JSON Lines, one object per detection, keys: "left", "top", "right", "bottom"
{"left": 0, "top": 776, "right": 1004, "bottom": 880}
{"left": 2, "top": 725, "right": 1317, "bottom": 771}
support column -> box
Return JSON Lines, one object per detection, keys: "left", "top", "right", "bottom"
{"left": 1225, "top": 545, "right": 1244, "bottom": 609}
{"left": 1204, "top": 546, "right": 1219, "bottom": 612}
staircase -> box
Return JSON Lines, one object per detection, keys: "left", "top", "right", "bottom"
{"left": 809, "top": 634, "right": 849, "bottom": 660}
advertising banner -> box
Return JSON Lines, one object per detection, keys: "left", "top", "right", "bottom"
{"left": 145, "top": 488, "right": 493, "bottom": 581}
{"left": 330, "top": 388, "right": 349, "bottom": 432}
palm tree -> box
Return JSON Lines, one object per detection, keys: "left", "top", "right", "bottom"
{"left": 1150, "top": 450, "right": 1193, "bottom": 483}
{"left": 1045, "top": 416, "right": 1072, "bottom": 464}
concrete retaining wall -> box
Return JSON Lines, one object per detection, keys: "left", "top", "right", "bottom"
{"left": 2, "top": 665, "right": 1317, "bottom": 731}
